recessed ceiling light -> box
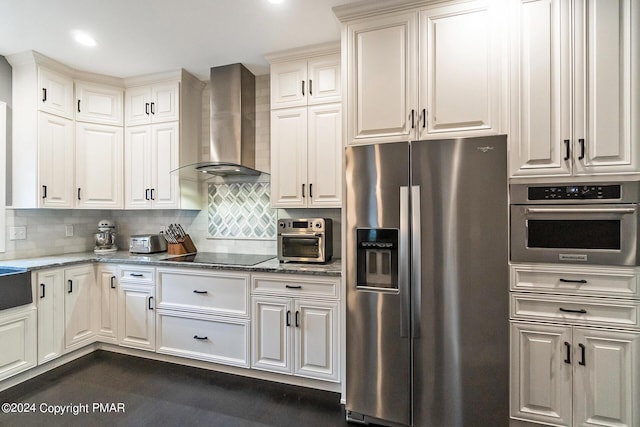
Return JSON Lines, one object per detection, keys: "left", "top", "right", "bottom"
{"left": 72, "top": 30, "right": 97, "bottom": 47}
{"left": 267, "top": 0, "right": 285, "bottom": 4}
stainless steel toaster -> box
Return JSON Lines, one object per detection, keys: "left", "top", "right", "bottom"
{"left": 129, "top": 234, "right": 167, "bottom": 254}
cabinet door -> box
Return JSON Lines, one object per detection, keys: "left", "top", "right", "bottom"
{"left": 38, "top": 112, "right": 74, "bottom": 208}
{"left": 307, "top": 103, "right": 342, "bottom": 208}
{"left": 38, "top": 67, "right": 73, "bottom": 119}
{"left": 270, "top": 107, "right": 308, "bottom": 208}
{"left": 419, "top": 1, "right": 501, "bottom": 138}
{"left": 509, "top": 0, "right": 572, "bottom": 177}
{"left": 36, "top": 269, "right": 65, "bottom": 364}
{"left": 346, "top": 12, "right": 417, "bottom": 145}
{"left": 151, "top": 82, "right": 179, "bottom": 123}
{"left": 75, "top": 81, "right": 123, "bottom": 125}
{"left": 75, "top": 122, "right": 123, "bottom": 209}
{"left": 118, "top": 284, "right": 155, "bottom": 351}
{"left": 251, "top": 297, "right": 292, "bottom": 374}
{"left": 573, "top": 0, "right": 637, "bottom": 175}
{"left": 124, "top": 86, "right": 152, "bottom": 126}
{"left": 96, "top": 266, "right": 118, "bottom": 343}
{"left": 64, "top": 266, "right": 96, "bottom": 351}
{"left": 307, "top": 55, "right": 341, "bottom": 106}
{"left": 573, "top": 328, "right": 640, "bottom": 427}
{"left": 151, "top": 122, "right": 179, "bottom": 209}
{"left": 510, "top": 322, "right": 572, "bottom": 426}
{"left": 270, "top": 60, "right": 308, "bottom": 109}
{"left": 294, "top": 299, "right": 339, "bottom": 382}
{"left": 0, "top": 308, "right": 37, "bottom": 381}
{"left": 124, "top": 126, "right": 153, "bottom": 209}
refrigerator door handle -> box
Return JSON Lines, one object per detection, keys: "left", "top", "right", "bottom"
{"left": 411, "top": 185, "right": 422, "bottom": 339}
{"left": 400, "top": 186, "right": 410, "bottom": 338}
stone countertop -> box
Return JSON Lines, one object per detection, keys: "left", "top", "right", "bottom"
{"left": 0, "top": 251, "right": 342, "bottom": 277}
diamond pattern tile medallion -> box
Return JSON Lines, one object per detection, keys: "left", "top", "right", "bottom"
{"left": 208, "top": 183, "right": 276, "bottom": 240}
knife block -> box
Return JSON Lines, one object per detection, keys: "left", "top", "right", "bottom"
{"left": 167, "top": 234, "right": 197, "bottom": 255}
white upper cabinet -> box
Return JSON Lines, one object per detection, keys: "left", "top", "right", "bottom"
{"left": 124, "top": 81, "right": 179, "bottom": 126}
{"left": 419, "top": 2, "right": 501, "bottom": 138}
{"left": 125, "top": 122, "right": 180, "bottom": 209}
{"left": 38, "top": 67, "right": 74, "bottom": 119}
{"left": 510, "top": 0, "right": 639, "bottom": 178}
{"left": 75, "top": 122, "right": 124, "bottom": 209}
{"left": 75, "top": 81, "right": 123, "bottom": 125}
{"left": 38, "top": 112, "right": 75, "bottom": 208}
{"left": 123, "top": 71, "right": 202, "bottom": 210}
{"left": 270, "top": 53, "right": 341, "bottom": 109}
{"left": 268, "top": 44, "right": 343, "bottom": 209}
{"left": 337, "top": 0, "right": 505, "bottom": 145}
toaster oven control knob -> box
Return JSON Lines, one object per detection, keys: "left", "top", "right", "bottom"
{"left": 313, "top": 220, "right": 322, "bottom": 229}
{"left": 279, "top": 222, "right": 285, "bottom": 228}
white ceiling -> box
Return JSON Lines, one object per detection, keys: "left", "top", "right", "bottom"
{"left": 0, "top": 0, "right": 362, "bottom": 80}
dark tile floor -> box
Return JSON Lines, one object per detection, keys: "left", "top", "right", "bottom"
{"left": 0, "top": 351, "right": 352, "bottom": 427}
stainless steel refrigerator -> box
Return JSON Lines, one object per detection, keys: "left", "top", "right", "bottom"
{"left": 345, "top": 136, "right": 508, "bottom": 427}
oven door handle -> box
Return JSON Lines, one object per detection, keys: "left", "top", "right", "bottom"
{"left": 279, "top": 233, "right": 322, "bottom": 238}
{"left": 525, "top": 207, "right": 637, "bottom": 215}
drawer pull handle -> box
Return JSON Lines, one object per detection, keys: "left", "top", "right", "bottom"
{"left": 579, "top": 343, "right": 586, "bottom": 366}
{"left": 564, "top": 342, "right": 571, "bottom": 364}
{"left": 68, "top": 280, "right": 73, "bottom": 293}
{"left": 110, "top": 276, "right": 116, "bottom": 289}
{"left": 559, "top": 307, "right": 587, "bottom": 314}
{"left": 286, "top": 310, "right": 291, "bottom": 327}
{"left": 559, "top": 278, "right": 587, "bottom": 284}
{"left": 40, "top": 283, "right": 46, "bottom": 299}
{"left": 193, "top": 290, "right": 208, "bottom": 294}
{"left": 148, "top": 296, "right": 154, "bottom": 310}
{"left": 130, "top": 273, "right": 144, "bottom": 277}
{"left": 295, "top": 310, "right": 300, "bottom": 327}
{"left": 285, "top": 285, "right": 302, "bottom": 289}
{"left": 193, "top": 335, "right": 208, "bottom": 340}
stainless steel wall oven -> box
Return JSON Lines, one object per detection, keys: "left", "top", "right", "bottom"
{"left": 510, "top": 182, "right": 640, "bottom": 266}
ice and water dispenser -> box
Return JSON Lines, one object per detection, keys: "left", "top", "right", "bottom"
{"left": 356, "top": 229, "right": 398, "bottom": 290}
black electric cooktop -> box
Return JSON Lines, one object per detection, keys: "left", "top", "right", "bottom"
{"left": 161, "top": 252, "right": 275, "bottom": 266}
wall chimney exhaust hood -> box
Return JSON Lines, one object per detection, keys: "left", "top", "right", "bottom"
{"left": 173, "top": 63, "right": 263, "bottom": 178}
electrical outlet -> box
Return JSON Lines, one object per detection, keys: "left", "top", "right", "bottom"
{"left": 9, "top": 226, "right": 26, "bottom": 240}
{"left": 65, "top": 225, "right": 74, "bottom": 237}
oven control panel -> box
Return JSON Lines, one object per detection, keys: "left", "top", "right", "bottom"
{"left": 528, "top": 185, "right": 621, "bottom": 200}
{"left": 278, "top": 218, "right": 329, "bottom": 232}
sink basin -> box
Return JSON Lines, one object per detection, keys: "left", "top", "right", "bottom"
{"left": 0, "top": 267, "right": 32, "bottom": 310}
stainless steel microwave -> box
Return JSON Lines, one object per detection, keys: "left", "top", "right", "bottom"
{"left": 510, "top": 182, "right": 640, "bottom": 266}
{"left": 277, "top": 218, "right": 333, "bottom": 263}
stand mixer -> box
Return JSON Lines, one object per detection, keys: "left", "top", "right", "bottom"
{"left": 94, "top": 219, "right": 117, "bottom": 254}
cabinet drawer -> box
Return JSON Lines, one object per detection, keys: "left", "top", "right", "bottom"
{"left": 511, "top": 264, "right": 639, "bottom": 298}
{"left": 157, "top": 312, "right": 249, "bottom": 367}
{"left": 119, "top": 266, "right": 155, "bottom": 284}
{"left": 157, "top": 269, "right": 249, "bottom": 317}
{"left": 252, "top": 274, "right": 339, "bottom": 298}
{"left": 511, "top": 294, "right": 640, "bottom": 330}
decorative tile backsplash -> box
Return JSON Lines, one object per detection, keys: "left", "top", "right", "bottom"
{"left": 208, "top": 182, "right": 276, "bottom": 240}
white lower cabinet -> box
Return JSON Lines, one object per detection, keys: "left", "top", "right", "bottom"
{"left": 155, "top": 268, "right": 251, "bottom": 367}
{"left": 251, "top": 274, "right": 340, "bottom": 382}
{"left": 117, "top": 266, "right": 155, "bottom": 351}
{"left": 510, "top": 263, "right": 640, "bottom": 427}
{"left": 511, "top": 321, "right": 639, "bottom": 427}
{"left": 0, "top": 307, "right": 37, "bottom": 381}
{"left": 36, "top": 268, "right": 65, "bottom": 363}
{"left": 64, "top": 265, "right": 97, "bottom": 351}
{"left": 96, "top": 265, "right": 118, "bottom": 343}
{"left": 156, "top": 312, "right": 249, "bottom": 367}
